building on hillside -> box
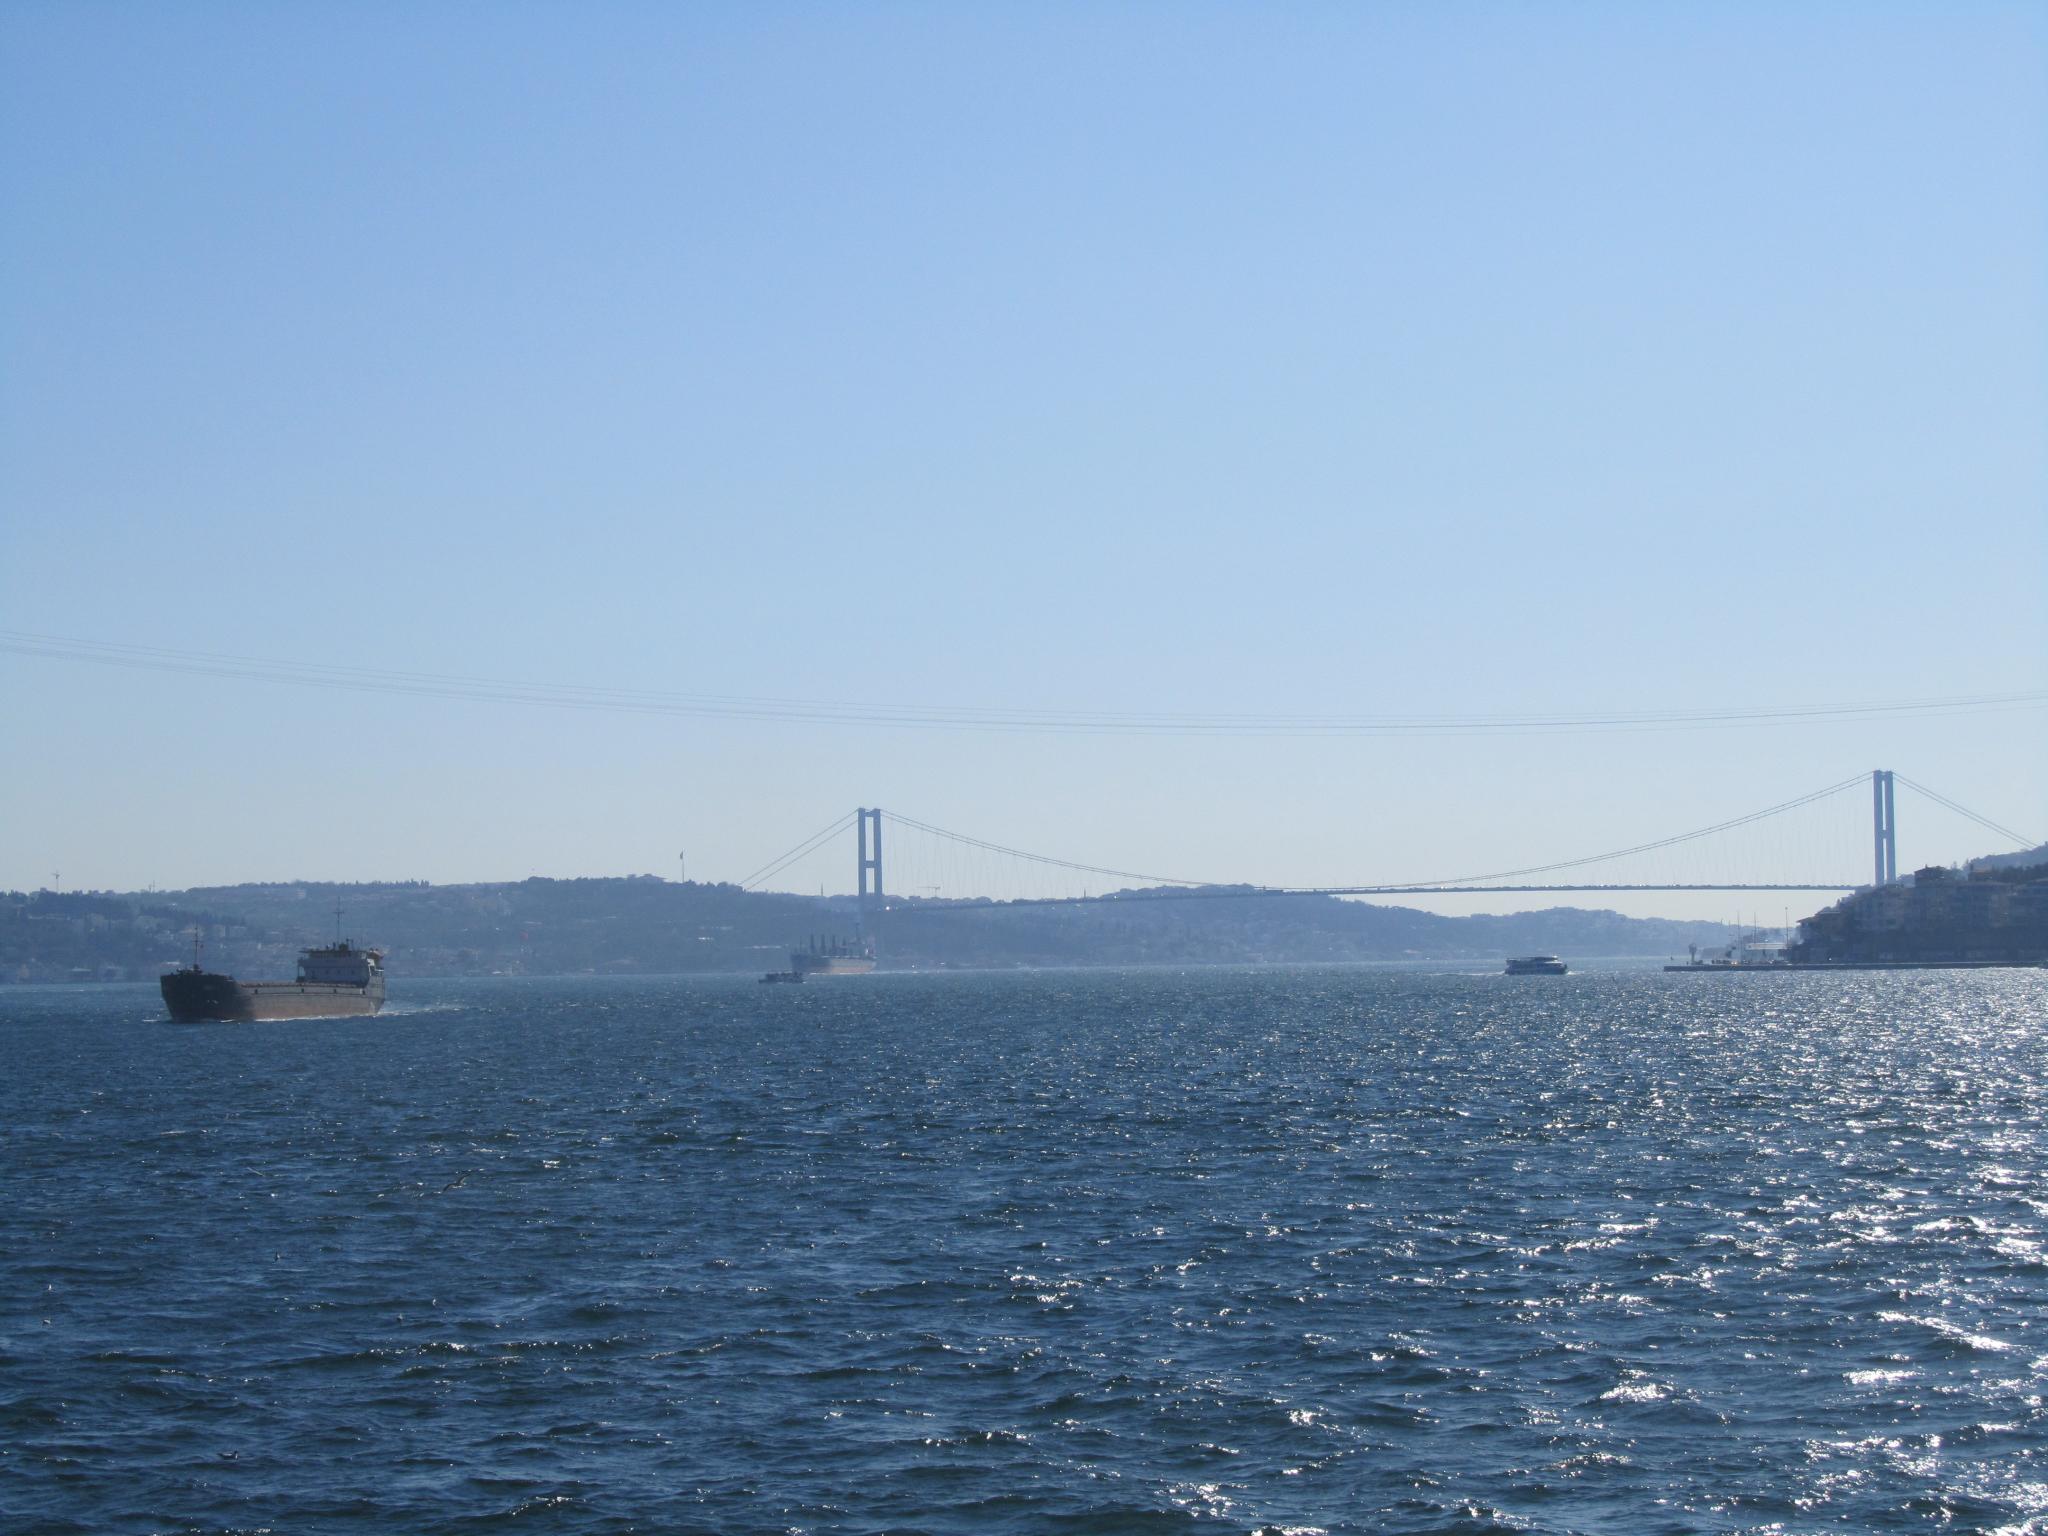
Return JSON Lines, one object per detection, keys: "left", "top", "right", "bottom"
{"left": 1790, "top": 857, "right": 2048, "bottom": 964}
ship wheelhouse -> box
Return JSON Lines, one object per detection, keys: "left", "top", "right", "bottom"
{"left": 296, "top": 941, "right": 383, "bottom": 986}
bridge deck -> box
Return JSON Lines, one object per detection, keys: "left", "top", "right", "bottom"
{"left": 884, "top": 882, "right": 1862, "bottom": 912}
{"left": 1314, "top": 883, "right": 1858, "bottom": 895}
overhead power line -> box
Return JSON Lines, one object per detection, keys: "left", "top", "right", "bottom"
{"left": 4, "top": 628, "right": 2047, "bottom": 738}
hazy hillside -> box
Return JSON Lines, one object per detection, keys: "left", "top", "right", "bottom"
{"left": 2, "top": 878, "right": 1737, "bottom": 982}
{"left": 877, "top": 887, "right": 1731, "bottom": 969}
{"left": 1971, "top": 843, "right": 2048, "bottom": 874}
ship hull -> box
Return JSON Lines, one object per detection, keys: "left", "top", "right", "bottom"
{"left": 160, "top": 970, "right": 386, "bottom": 1022}
{"left": 791, "top": 957, "right": 876, "bottom": 976}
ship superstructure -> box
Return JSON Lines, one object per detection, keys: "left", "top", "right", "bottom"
{"left": 791, "top": 934, "right": 876, "bottom": 976}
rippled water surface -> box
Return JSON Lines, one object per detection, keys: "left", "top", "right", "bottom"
{"left": 4, "top": 966, "right": 2046, "bottom": 1534}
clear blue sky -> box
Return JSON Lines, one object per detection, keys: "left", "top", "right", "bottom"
{"left": 2, "top": 2, "right": 2042, "bottom": 915}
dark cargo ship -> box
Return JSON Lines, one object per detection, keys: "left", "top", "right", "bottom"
{"left": 160, "top": 939, "right": 386, "bottom": 1022}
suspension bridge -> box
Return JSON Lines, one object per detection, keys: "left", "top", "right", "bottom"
{"left": 738, "top": 771, "right": 2039, "bottom": 910}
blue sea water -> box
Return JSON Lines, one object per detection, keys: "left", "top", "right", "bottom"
{"left": 3, "top": 965, "right": 2045, "bottom": 1535}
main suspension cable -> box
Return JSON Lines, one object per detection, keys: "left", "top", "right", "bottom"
{"left": 1894, "top": 775, "right": 2038, "bottom": 850}
{"left": 1381, "top": 774, "right": 1869, "bottom": 889}
{"left": 740, "top": 811, "right": 857, "bottom": 890}
{"left": 885, "top": 811, "right": 1225, "bottom": 890}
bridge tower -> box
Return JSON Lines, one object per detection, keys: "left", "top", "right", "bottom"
{"left": 857, "top": 807, "right": 884, "bottom": 908}
{"left": 1871, "top": 770, "right": 1897, "bottom": 885}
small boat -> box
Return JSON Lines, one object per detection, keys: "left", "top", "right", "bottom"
{"left": 1505, "top": 955, "right": 1568, "bottom": 975}
{"left": 759, "top": 970, "right": 804, "bottom": 985}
